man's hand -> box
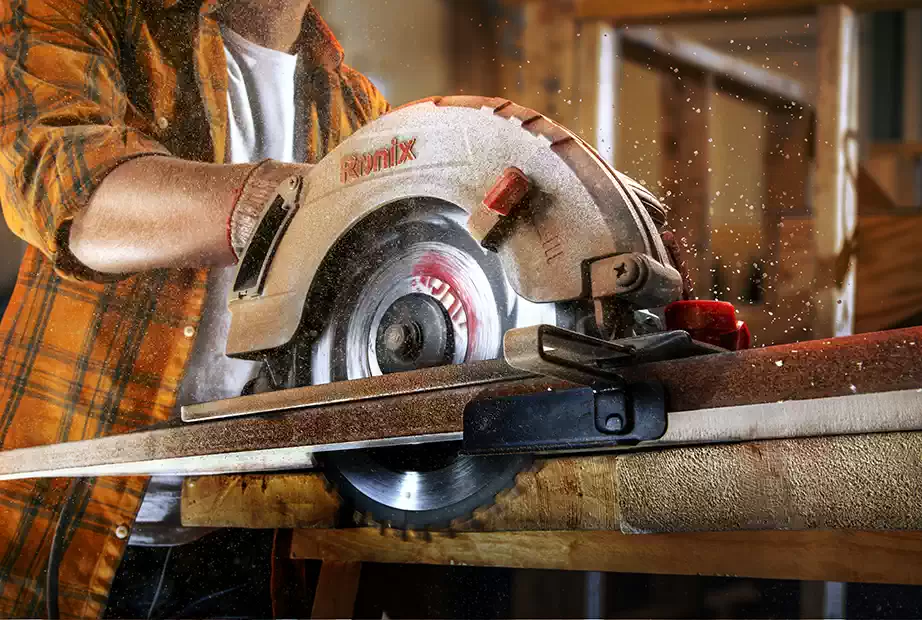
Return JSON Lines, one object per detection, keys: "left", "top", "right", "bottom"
{"left": 69, "top": 156, "right": 309, "bottom": 275}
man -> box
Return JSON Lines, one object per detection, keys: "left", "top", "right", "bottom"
{"left": 0, "top": 0, "right": 388, "bottom": 615}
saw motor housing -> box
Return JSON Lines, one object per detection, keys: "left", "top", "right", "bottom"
{"left": 224, "top": 96, "right": 684, "bottom": 368}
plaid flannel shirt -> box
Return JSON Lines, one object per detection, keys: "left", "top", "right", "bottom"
{"left": 0, "top": 0, "right": 388, "bottom": 615}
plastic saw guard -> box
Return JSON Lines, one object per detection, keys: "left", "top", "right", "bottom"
{"left": 224, "top": 95, "right": 683, "bottom": 360}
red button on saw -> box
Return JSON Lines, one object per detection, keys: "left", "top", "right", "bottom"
{"left": 665, "top": 300, "right": 751, "bottom": 351}
{"left": 482, "top": 167, "right": 530, "bottom": 216}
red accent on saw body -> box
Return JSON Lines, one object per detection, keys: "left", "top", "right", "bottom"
{"left": 665, "top": 300, "right": 751, "bottom": 351}
{"left": 340, "top": 137, "right": 417, "bottom": 183}
{"left": 411, "top": 253, "right": 481, "bottom": 359}
{"left": 482, "top": 167, "right": 530, "bottom": 216}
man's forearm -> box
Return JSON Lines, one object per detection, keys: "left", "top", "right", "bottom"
{"left": 69, "top": 156, "right": 254, "bottom": 274}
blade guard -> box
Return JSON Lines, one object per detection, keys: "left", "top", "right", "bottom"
{"left": 226, "top": 96, "right": 682, "bottom": 359}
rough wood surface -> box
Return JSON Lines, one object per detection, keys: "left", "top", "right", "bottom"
{"left": 181, "top": 458, "right": 620, "bottom": 531}
{"left": 181, "top": 474, "right": 339, "bottom": 529}
{"left": 291, "top": 528, "right": 922, "bottom": 585}
{"left": 617, "top": 432, "right": 922, "bottom": 534}
{"left": 461, "top": 457, "right": 620, "bottom": 531}
{"left": 311, "top": 561, "right": 362, "bottom": 619}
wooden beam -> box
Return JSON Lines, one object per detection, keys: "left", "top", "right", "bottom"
{"left": 291, "top": 528, "right": 922, "bottom": 586}
{"left": 858, "top": 165, "right": 902, "bottom": 214}
{"left": 869, "top": 141, "right": 922, "bottom": 158}
{"left": 311, "top": 561, "right": 362, "bottom": 619}
{"left": 572, "top": 0, "right": 922, "bottom": 23}
{"left": 812, "top": 4, "right": 859, "bottom": 338}
{"left": 763, "top": 107, "right": 813, "bottom": 335}
{"left": 621, "top": 28, "right": 810, "bottom": 108}
{"left": 495, "top": 1, "right": 618, "bottom": 152}
{"left": 181, "top": 474, "right": 339, "bottom": 529}
{"left": 660, "top": 70, "right": 713, "bottom": 298}
{"left": 467, "top": 457, "right": 620, "bottom": 531}
{"left": 181, "top": 458, "right": 621, "bottom": 531}
{"left": 185, "top": 437, "right": 922, "bottom": 535}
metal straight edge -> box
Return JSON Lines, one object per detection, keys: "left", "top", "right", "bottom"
{"left": 3, "top": 387, "right": 922, "bottom": 480}
{"left": 0, "top": 433, "right": 461, "bottom": 481}
{"left": 0, "top": 369, "right": 530, "bottom": 480}
{"left": 181, "top": 358, "right": 529, "bottom": 422}
{"left": 657, "top": 387, "right": 922, "bottom": 446}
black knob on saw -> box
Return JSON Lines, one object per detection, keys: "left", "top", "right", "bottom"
{"left": 375, "top": 293, "right": 455, "bottom": 373}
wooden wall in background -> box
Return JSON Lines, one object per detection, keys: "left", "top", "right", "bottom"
{"left": 448, "top": 0, "right": 500, "bottom": 98}
{"left": 813, "top": 4, "right": 859, "bottom": 337}
{"left": 660, "top": 71, "right": 713, "bottom": 297}
{"left": 495, "top": 0, "right": 616, "bottom": 153}
{"left": 855, "top": 213, "right": 922, "bottom": 332}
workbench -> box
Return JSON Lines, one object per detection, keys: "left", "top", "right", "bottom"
{"left": 169, "top": 327, "right": 922, "bottom": 617}
{"left": 183, "top": 455, "right": 922, "bottom": 617}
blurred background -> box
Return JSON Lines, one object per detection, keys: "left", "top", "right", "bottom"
{"left": 314, "top": 0, "right": 922, "bottom": 347}
{"left": 4, "top": 2, "right": 922, "bottom": 617}
{"left": 3, "top": 0, "right": 921, "bottom": 346}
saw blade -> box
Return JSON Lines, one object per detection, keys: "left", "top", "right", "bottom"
{"left": 309, "top": 198, "right": 555, "bottom": 527}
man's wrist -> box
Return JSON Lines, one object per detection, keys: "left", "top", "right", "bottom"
{"left": 229, "top": 160, "right": 307, "bottom": 260}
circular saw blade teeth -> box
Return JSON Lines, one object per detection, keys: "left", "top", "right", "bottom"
{"left": 329, "top": 459, "right": 551, "bottom": 533}
{"left": 311, "top": 201, "right": 555, "bottom": 528}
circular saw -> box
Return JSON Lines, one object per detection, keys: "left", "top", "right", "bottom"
{"left": 308, "top": 201, "right": 548, "bottom": 527}
{"left": 221, "top": 96, "right": 685, "bottom": 528}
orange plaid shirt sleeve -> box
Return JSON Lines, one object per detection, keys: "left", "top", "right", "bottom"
{"left": 0, "top": 0, "right": 388, "bottom": 615}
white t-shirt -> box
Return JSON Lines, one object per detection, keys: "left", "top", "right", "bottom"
{"left": 175, "top": 27, "right": 301, "bottom": 409}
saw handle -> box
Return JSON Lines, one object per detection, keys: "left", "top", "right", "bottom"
{"left": 233, "top": 176, "right": 304, "bottom": 299}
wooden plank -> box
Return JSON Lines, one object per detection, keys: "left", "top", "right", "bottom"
{"left": 660, "top": 70, "right": 712, "bottom": 297}
{"left": 855, "top": 213, "right": 922, "bottom": 332}
{"left": 181, "top": 458, "right": 620, "bottom": 531}
{"left": 464, "top": 457, "right": 620, "bottom": 531}
{"left": 812, "top": 4, "right": 859, "bottom": 338}
{"left": 291, "top": 528, "right": 922, "bottom": 585}
{"left": 571, "top": 0, "right": 922, "bottom": 23}
{"left": 311, "top": 561, "right": 362, "bottom": 619}
{"left": 181, "top": 473, "right": 339, "bottom": 529}
{"left": 621, "top": 28, "right": 810, "bottom": 107}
